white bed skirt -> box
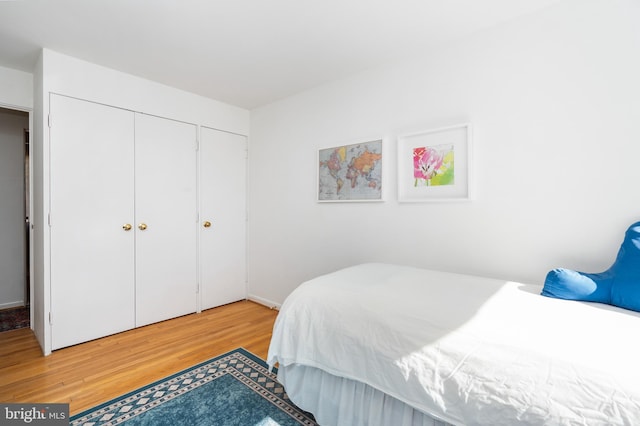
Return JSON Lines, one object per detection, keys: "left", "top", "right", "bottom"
{"left": 278, "top": 363, "right": 453, "bottom": 426}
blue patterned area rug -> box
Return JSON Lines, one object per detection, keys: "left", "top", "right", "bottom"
{"left": 70, "top": 348, "right": 317, "bottom": 426}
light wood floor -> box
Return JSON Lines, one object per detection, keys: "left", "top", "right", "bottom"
{"left": 0, "top": 300, "right": 278, "bottom": 415}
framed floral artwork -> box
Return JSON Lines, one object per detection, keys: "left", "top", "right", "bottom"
{"left": 397, "top": 123, "right": 473, "bottom": 202}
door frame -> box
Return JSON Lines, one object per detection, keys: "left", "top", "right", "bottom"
{"left": 23, "top": 128, "right": 30, "bottom": 308}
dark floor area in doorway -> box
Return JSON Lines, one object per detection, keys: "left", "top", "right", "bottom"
{"left": 0, "top": 306, "right": 29, "bottom": 332}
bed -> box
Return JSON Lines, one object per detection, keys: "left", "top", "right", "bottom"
{"left": 267, "top": 263, "right": 640, "bottom": 426}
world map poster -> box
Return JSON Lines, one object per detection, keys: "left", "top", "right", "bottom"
{"left": 318, "top": 140, "right": 383, "bottom": 202}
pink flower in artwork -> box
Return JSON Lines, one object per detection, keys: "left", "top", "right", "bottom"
{"left": 414, "top": 146, "right": 443, "bottom": 181}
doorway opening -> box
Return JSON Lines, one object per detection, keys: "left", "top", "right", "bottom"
{"left": 0, "top": 106, "right": 30, "bottom": 332}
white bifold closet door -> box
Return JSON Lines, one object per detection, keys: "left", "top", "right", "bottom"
{"left": 50, "top": 95, "right": 136, "bottom": 350}
{"left": 199, "top": 127, "right": 247, "bottom": 310}
{"left": 49, "top": 95, "right": 198, "bottom": 349}
{"left": 134, "top": 113, "right": 197, "bottom": 326}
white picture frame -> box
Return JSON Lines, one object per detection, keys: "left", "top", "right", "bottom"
{"left": 317, "top": 139, "right": 383, "bottom": 202}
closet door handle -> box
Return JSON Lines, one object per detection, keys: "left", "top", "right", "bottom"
{"left": 122, "top": 223, "right": 132, "bottom": 231}
{"left": 203, "top": 221, "right": 212, "bottom": 228}
{"left": 138, "top": 223, "right": 148, "bottom": 231}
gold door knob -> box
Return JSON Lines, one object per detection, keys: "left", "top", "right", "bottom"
{"left": 203, "top": 221, "right": 212, "bottom": 228}
{"left": 138, "top": 223, "right": 148, "bottom": 231}
{"left": 122, "top": 223, "right": 132, "bottom": 231}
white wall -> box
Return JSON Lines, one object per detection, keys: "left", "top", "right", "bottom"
{"left": 0, "top": 65, "right": 33, "bottom": 110}
{"left": 0, "top": 109, "right": 28, "bottom": 309}
{"left": 33, "top": 49, "right": 250, "bottom": 354}
{"left": 247, "top": 0, "right": 640, "bottom": 306}
{"left": 42, "top": 50, "right": 249, "bottom": 135}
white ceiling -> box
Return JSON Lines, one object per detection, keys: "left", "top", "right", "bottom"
{"left": 0, "top": 0, "right": 562, "bottom": 109}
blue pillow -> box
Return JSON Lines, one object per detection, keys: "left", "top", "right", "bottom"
{"left": 542, "top": 221, "right": 640, "bottom": 312}
{"left": 542, "top": 268, "right": 612, "bottom": 303}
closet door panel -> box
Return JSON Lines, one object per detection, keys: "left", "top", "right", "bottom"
{"left": 49, "top": 95, "right": 135, "bottom": 350}
{"left": 200, "top": 127, "right": 247, "bottom": 310}
{"left": 134, "top": 114, "right": 197, "bottom": 326}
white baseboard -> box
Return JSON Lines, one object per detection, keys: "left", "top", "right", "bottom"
{"left": 247, "top": 294, "right": 281, "bottom": 311}
{"left": 0, "top": 300, "right": 25, "bottom": 310}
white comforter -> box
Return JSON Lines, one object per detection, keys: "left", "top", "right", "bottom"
{"left": 268, "top": 263, "right": 640, "bottom": 426}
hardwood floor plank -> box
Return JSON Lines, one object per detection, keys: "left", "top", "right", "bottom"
{"left": 0, "top": 300, "right": 278, "bottom": 415}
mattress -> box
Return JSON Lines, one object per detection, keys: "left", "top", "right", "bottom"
{"left": 268, "top": 263, "right": 640, "bottom": 425}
